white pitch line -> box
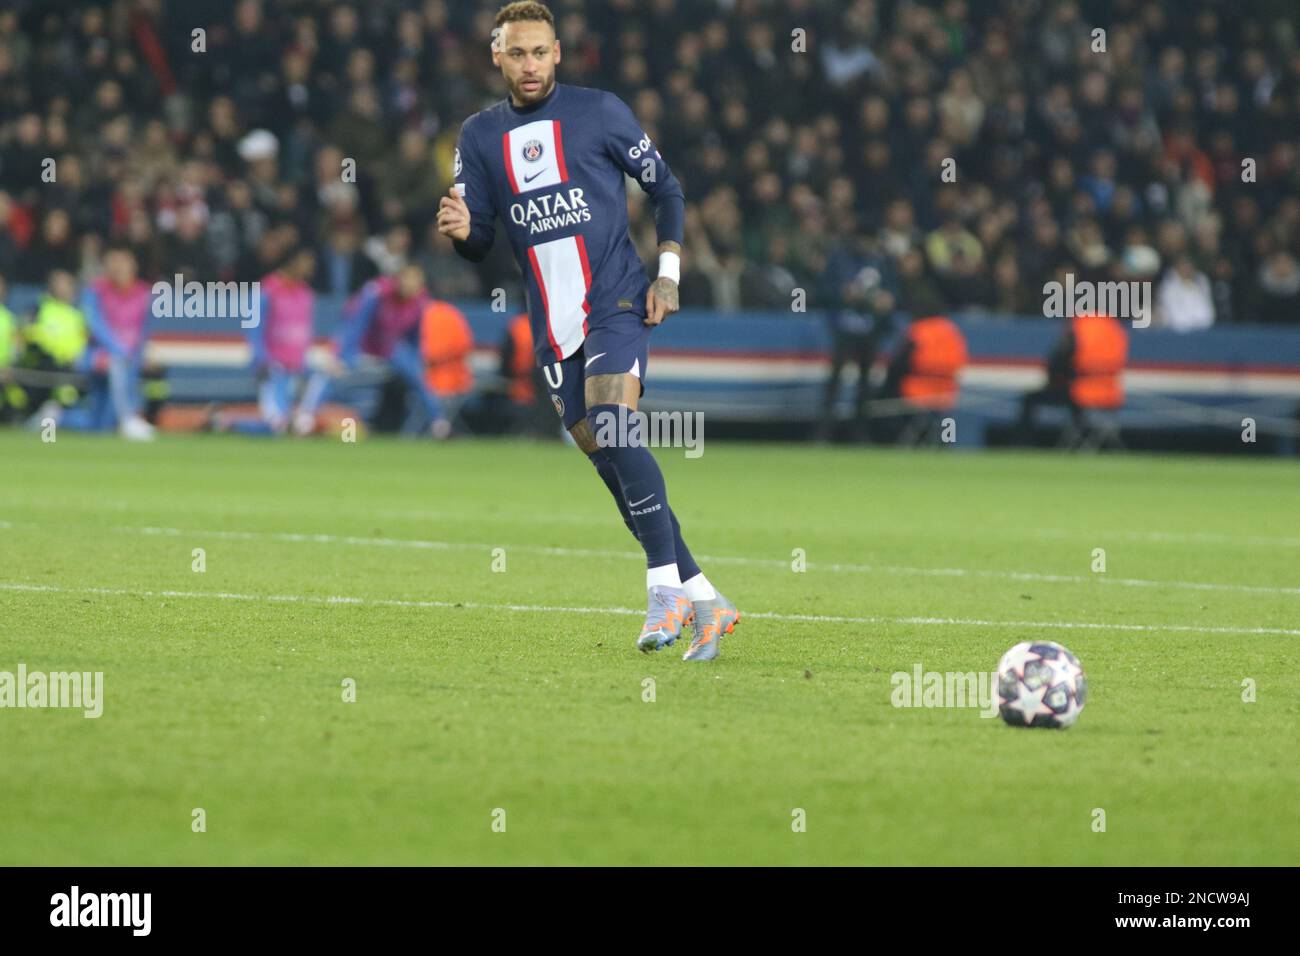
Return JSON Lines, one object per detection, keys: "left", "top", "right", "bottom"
{"left": 3, "top": 581, "right": 1299, "bottom": 637}
{"left": 112, "top": 523, "right": 1300, "bottom": 598}
{"left": 1035, "top": 528, "right": 1300, "bottom": 549}
{"left": 9, "top": 498, "right": 1300, "bottom": 546}
{"left": 4, "top": 518, "right": 1299, "bottom": 597}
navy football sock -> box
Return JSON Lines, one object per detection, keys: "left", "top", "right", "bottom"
{"left": 588, "top": 448, "right": 638, "bottom": 539}
{"left": 670, "top": 509, "right": 702, "bottom": 581}
{"left": 588, "top": 404, "right": 677, "bottom": 571}
{"left": 587, "top": 448, "right": 701, "bottom": 578}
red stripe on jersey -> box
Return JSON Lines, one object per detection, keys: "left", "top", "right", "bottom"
{"left": 528, "top": 246, "right": 563, "bottom": 358}
{"left": 503, "top": 132, "right": 521, "bottom": 194}
{"left": 576, "top": 234, "right": 593, "bottom": 314}
{"left": 553, "top": 121, "right": 569, "bottom": 181}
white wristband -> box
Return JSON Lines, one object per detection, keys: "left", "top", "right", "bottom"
{"left": 658, "top": 251, "right": 681, "bottom": 284}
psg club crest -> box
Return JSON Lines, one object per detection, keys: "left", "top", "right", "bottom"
{"left": 551, "top": 395, "right": 565, "bottom": 418}
{"left": 522, "top": 139, "right": 545, "bottom": 163}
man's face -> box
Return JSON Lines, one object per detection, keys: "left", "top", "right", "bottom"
{"left": 398, "top": 267, "right": 425, "bottom": 299}
{"left": 292, "top": 251, "right": 316, "bottom": 281}
{"left": 106, "top": 250, "right": 136, "bottom": 286}
{"left": 50, "top": 272, "right": 76, "bottom": 302}
{"left": 493, "top": 20, "right": 560, "bottom": 106}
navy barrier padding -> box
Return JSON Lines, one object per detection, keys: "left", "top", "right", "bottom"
{"left": 6, "top": 285, "right": 1299, "bottom": 445}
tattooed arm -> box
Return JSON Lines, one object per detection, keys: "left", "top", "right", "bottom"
{"left": 646, "top": 240, "right": 681, "bottom": 326}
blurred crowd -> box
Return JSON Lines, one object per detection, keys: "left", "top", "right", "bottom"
{"left": 1, "top": 0, "right": 1299, "bottom": 332}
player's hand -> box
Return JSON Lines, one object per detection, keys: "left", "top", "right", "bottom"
{"left": 645, "top": 277, "right": 679, "bottom": 326}
{"left": 437, "top": 187, "right": 471, "bottom": 242}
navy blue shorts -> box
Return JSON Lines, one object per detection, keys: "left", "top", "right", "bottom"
{"left": 543, "top": 314, "right": 651, "bottom": 430}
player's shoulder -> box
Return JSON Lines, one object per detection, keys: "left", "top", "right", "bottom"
{"left": 563, "top": 84, "right": 630, "bottom": 116}
{"left": 459, "top": 103, "right": 499, "bottom": 140}
{"left": 562, "top": 83, "right": 615, "bottom": 105}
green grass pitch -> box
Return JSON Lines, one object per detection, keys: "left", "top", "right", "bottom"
{"left": 1, "top": 429, "right": 1296, "bottom": 865}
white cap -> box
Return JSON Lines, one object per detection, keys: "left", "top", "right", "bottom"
{"left": 237, "top": 129, "right": 279, "bottom": 162}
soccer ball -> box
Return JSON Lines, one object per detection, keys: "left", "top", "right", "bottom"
{"left": 994, "top": 641, "right": 1087, "bottom": 729}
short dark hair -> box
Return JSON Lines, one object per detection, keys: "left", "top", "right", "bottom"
{"left": 495, "top": 2, "right": 555, "bottom": 31}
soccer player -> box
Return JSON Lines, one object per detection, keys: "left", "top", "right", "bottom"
{"left": 437, "top": 1, "right": 738, "bottom": 661}
{"left": 78, "top": 246, "right": 155, "bottom": 440}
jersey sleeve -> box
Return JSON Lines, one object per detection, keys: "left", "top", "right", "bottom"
{"left": 247, "top": 291, "right": 270, "bottom": 368}
{"left": 80, "top": 288, "right": 124, "bottom": 357}
{"left": 337, "top": 283, "right": 379, "bottom": 366}
{"left": 601, "top": 92, "right": 685, "bottom": 248}
{"left": 452, "top": 120, "right": 498, "bottom": 264}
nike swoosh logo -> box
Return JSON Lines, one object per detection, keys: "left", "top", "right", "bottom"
{"left": 524, "top": 169, "right": 547, "bottom": 183}
{"left": 628, "top": 494, "right": 655, "bottom": 507}
{"left": 584, "top": 352, "right": 607, "bottom": 368}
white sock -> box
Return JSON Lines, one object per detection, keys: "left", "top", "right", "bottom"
{"left": 647, "top": 564, "right": 682, "bottom": 590}
{"left": 682, "top": 572, "right": 717, "bottom": 602}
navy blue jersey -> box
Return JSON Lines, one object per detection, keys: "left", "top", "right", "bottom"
{"left": 452, "top": 83, "right": 685, "bottom": 366}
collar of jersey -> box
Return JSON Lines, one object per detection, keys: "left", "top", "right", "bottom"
{"left": 508, "top": 82, "right": 560, "bottom": 116}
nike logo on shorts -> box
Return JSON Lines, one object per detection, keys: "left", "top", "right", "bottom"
{"left": 584, "top": 352, "right": 607, "bottom": 368}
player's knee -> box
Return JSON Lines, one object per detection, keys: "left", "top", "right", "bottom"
{"left": 569, "top": 419, "right": 599, "bottom": 455}
{"left": 586, "top": 402, "right": 651, "bottom": 454}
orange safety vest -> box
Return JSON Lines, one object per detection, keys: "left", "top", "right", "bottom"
{"left": 505, "top": 314, "right": 535, "bottom": 404}
{"left": 900, "top": 316, "right": 967, "bottom": 410}
{"left": 420, "top": 300, "right": 474, "bottom": 397}
{"left": 1069, "top": 313, "right": 1127, "bottom": 409}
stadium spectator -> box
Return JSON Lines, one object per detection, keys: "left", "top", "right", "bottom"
{"left": 1255, "top": 250, "right": 1300, "bottom": 323}
{"left": 1156, "top": 255, "right": 1216, "bottom": 331}
{"left": 314, "top": 222, "right": 376, "bottom": 296}
{"left": 0, "top": 0, "right": 1296, "bottom": 331}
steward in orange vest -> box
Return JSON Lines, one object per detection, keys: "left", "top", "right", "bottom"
{"left": 420, "top": 300, "right": 474, "bottom": 397}
{"left": 1068, "top": 313, "right": 1127, "bottom": 409}
{"left": 1019, "top": 312, "right": 1128, "bottom": 434}
{"left": 500, "top": 313, "right": 536, "bottom": 406}
{"left": 894, "top": 316, "right": 968, "bottom": 411}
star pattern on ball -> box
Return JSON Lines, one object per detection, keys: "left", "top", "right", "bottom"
{"left": 1056, "top": 693, "right": 1084, "bottom": 727}
{"left": 998, "top": 642, "right": 1039, "bottom": 679}
{"left": 1047, "top": 655, "right": 1080, "bottom": 691}
{"left": 1004, "top": 680, "right": 1056, "bottom": 725}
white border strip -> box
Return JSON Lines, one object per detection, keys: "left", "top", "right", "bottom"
{"left": 3, "top": 582, "right": 1297, "bottom": 637}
